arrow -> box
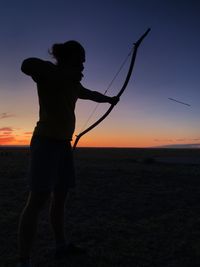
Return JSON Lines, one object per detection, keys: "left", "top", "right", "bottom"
{"left": 168, "top": 98, "right": 191, "bottom": 107}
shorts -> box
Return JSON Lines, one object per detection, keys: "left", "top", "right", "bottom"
{"left": 29, "top": 135, "right": 76, "bottom": 192}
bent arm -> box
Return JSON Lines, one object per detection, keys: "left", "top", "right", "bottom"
{"left": 21, "top": 58, "right": 54, "bottom": 81}
{"left": 21, "top": 58, "right": 43, "bottom": 75}
{"left": 79, "top": 86, "right": 119, "bottom": 105}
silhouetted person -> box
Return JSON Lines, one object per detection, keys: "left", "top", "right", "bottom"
{"left": 17, "top": 40, "right": 119, "bottom": 267}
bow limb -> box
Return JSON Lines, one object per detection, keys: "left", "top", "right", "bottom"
{"left": 73, "top": 28, "right": 151, "bottom": 150}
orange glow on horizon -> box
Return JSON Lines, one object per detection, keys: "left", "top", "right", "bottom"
{"left": 0, "top": 131, "right": 199, "bottom": 148}
{"left": 0, "top": 129, "right": 32, "bottom": 146}
{"left": 0, "top": 133, "right": 152, "bottom": 147}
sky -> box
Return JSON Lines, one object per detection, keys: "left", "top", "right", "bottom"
{"left": 0, "top": 0, "right": 200, "bottom": 148}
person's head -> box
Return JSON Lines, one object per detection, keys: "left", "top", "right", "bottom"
{"left": 50, "top": 40, "right": 85, "bottom": 66}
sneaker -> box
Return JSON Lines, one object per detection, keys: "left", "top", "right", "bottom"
{"left": 55, "top": 243, "right": 87, "bottom": 260}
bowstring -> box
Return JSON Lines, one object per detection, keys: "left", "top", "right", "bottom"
{"left": 77, "top": 49, "right": 133, "bottom": 134}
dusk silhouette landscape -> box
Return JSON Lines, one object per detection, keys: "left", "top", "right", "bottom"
{"left": 0, "top": 1, "right": 200, "bottom": 266}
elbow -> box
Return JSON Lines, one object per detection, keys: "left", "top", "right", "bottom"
{"left": 21, "top": 57, "right": 40, "bottom": 75}
{"left": 21, "top": 58, "right": 31, "bottom": 75}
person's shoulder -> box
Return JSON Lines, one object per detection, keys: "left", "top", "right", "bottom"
{"left": 22, "top": 57, "right": 43, "bottom": 66}
{"left": 21, "top": 57, "right": 56, "bottom": 78}
{"left": 22, "top": 58, "right": 54, "bottom": 68}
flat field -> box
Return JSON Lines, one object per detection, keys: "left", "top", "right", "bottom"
{"left": 0, "top": 147, "right": 200, "bottom": 267}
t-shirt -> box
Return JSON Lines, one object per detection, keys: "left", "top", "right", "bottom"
{"left": 22, "top": 58, "right": 83, "bottom": 140}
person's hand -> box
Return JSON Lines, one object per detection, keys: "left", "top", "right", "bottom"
{"left": 109, "top": 96, "right": 120, "bottom": 105}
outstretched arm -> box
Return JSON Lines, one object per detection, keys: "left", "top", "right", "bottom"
{"left": 79, "top": 86, "right": 119, "bottom": 105}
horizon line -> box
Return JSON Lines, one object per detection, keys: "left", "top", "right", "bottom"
{"left": 0, "top": 144, "right": 200, "bottom": 149}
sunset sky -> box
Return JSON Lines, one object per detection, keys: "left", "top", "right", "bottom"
{"left": 0, "top": 0, "right": 200, "bottom": 147}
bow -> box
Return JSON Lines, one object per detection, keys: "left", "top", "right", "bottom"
{"left": 73, "top": 28, "right": 151, "bottom": 149}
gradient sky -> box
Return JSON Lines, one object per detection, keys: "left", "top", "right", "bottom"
{"left": 0, "top": 0, "right": 200, "bottom": 147}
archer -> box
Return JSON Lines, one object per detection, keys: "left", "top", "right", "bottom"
{"left": 17, "top": 40, "right": 119, "bottom": 267}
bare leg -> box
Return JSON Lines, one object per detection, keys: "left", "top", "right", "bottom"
{"left": 18, "top": 191, "right": 50, "bottom": 261}
{"left": 49, "top": 190, "right": 69, "bottom": 245}
{"left": 50, "top": 191, "right": 87, "bottom": 260}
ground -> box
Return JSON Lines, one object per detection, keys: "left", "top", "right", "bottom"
{"left": 0, "top": 147, "right": 200, "bottom": 267}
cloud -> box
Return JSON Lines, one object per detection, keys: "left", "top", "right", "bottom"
{"left": 154, "top": 138, "right": 200, "bottom": 143}
{"left": 0, "top": 127, "right": 13, "bottom": 132}
{"left": 0, "top": 136, "right": 16, "bottom": 144}
{"left": 153, "top": 137, "right": 200, "bottom": 148}
{"left": 0, "top": 127, "right": 31, "bottom": 145}
{"left": 158, "top": 143, "right": 200, "bottom": 149}
{"left": 0, "top": 127, "right": 15, "bottom": 144}
{"left": 0, "top": 113, "right": 14, "bottom": 119}
{"left": 154, "top": 139, "right": 173, "bottom": 143}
